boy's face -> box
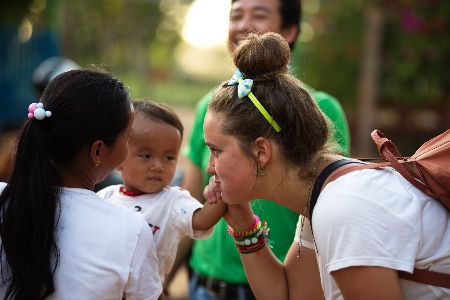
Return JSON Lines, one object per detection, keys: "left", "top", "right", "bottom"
{"left": 118, "top": 112, "right": 182, "bottom": 194}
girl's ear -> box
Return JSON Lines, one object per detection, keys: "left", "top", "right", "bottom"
{"left": 252, "top": 137, "right": 272, "bottom": 168}
{"left": 90, "top": 140, "right": 104, "bottom": 167}
{"left": 116, "top": 163, "right": 124, "bottom": 171}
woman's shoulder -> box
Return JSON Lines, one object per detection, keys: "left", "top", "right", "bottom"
{"left": 60, "top": 187, "right": 148, "bottom": 230}
{"left": 315, "top": 167, "right": 442, "bottom": 228}
{"left": 323, "top": 167, "right": 418, "bottom": 200}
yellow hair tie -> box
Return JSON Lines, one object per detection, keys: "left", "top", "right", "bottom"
{"left": 227, "top": 69, "right": 282, "bottom": 133}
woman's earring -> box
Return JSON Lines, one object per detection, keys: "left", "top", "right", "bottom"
{"left": 258, "top": 166, "right": 265, "bottom": 177}
{"left": 94, "top": 160, "right": 101, "bottom": 168}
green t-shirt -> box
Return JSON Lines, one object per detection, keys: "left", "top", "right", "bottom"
{"left": 184, "top": 88, "right": 350, "bottom": 283}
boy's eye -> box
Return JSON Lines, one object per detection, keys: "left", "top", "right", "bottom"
{"left": 138, "top": 154, "right": 151, "bottom": 159}
{"left": 166, "top": 156, "right": 176, "bottom": 161}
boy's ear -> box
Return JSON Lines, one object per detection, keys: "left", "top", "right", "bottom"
{"left": 252, "top": 137, "right": 271, "bottom": 168}
{"left": 116, "top": 163, "right": 124, "bottom": 171}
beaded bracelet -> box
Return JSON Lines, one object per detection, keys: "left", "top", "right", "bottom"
{"left": 227, "top": 215, "right": 271, "bottom": 254}
{"left": 227, "top": 215, "right": 261, "bottom": 238}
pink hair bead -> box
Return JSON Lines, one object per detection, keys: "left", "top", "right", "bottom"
{"left": 27, "top": 102, "right": 52, "bottom": 120}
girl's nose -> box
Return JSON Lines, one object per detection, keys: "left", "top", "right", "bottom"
{"left": 206, "top": 161, "right": 215, "bottom": 175}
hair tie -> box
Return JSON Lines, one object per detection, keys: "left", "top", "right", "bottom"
{"left": 28, "top": 102, "right": 52, "bottom": 120}
{"left": 227, "top": 69, "right": 281, "bottom": 132}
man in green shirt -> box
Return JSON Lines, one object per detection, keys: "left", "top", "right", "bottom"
{"left": 181, "top": 0, "right": 350, "bottom": 299}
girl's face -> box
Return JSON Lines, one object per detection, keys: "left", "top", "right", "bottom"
{"left": 204, "top": 111, "right": 257, "bottom": 204}
{"left": 98, "top": 112, "right": 134, "bottom": 183}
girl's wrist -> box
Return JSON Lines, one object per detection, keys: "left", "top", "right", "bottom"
{"left": 227, "top": 215, "right": 261, "bottom": 238}
{"left": 227, "top": 214, "right": 271, "bottom": 254}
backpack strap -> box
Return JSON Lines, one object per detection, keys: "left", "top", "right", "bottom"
{"left": 308, "top": 158, "right": 450, "bottom": 289}
{"left": 309, "top": 158, "right": 361, "bottom": 221}
{"left": 398, "top": 269, "right": 450, "bottom": 289}
{"left": 371, "top": 130, "right": 433, "bottom": 196}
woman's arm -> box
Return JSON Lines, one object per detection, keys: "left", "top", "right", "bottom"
{"left": 224, "top": 204, "right": 323, "bottom": 299}
{"left": 203, "top": 182, "right": 323, "bottom": 299}
{"left": 332, "top": 266, "right": 403, "bottom": 300}
{"left": 284, "top": 243, "right": 323, "bottom": 299}
{"left": 239, "top": 240, "right": 290, "bottom": 300}
{"left": 239, "top": 241, "right": 324, "bottom": 300}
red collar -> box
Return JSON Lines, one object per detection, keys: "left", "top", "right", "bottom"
{"left": 119, "top": 186, "right": 145, "bottom": 197}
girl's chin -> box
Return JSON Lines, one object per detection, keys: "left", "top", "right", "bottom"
{"left": 222, "top": 194, "right": 246, "bottom": 205}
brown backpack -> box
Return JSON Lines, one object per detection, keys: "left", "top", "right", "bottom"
{"left": 311, "top": 129, "right": 450, "bottom": 288}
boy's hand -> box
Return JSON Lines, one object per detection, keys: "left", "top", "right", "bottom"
{"left": 203, "top": 175, "right": 222, "bottom": 205}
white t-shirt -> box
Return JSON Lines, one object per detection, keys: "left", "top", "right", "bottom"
{"left": 97, "top": 185, "right": 212, "bottom": 282}
{"left": 304, "top": 168, "right": 450, "bottom": 299}
{"left": 0, "top": 183, "right": 162, "bottom": 300}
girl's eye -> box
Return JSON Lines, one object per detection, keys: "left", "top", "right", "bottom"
{"left": 210, "top": 148, "right": 220, "bottom": 155}
{"left": 139, "top": 154, "right": 151, "bottom": 159}
{"left": 166, "top": 156, "right": 175, "bottom": 161}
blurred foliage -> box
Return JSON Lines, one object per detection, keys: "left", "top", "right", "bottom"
{"left": 295, "top": 0, "right": 449, "bottom": 110}
{"left": 120, "top": 73, "right": 218, "bottom": 106}
{"left": 4, "top": 0, "right": 448, "bottom": 109}
{"left": 60, "top": 0, "right": 164, "bottom": 73}
{"left": 59, "top": 0, "right": 201, "bottom": 102}
{"left": 380, "top": 0, "right": 449, "bottom": 106}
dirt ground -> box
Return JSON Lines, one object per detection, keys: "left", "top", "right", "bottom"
{"left": 167, "top": 264, "right": 189, "bottom": 299}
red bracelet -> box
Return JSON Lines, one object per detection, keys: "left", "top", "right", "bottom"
{"left": 228, "top": 216, "right": 271, "bottom": 254}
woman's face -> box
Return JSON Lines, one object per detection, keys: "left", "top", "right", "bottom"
{"left": 204, "top": 111, "right": 257, "bottom": 204}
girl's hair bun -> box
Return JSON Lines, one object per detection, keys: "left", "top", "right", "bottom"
{"left": 233, "top": 32, "right": 290, "bottom": 78}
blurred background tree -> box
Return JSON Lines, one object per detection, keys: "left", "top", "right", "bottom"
{"left": 295, "top": 0, "right": 449, "bottom": 108}
{"left": 1, "top": 0, "right": 448, "bottom": 155}
{"left": 293, "top": 0, "right": 449, "bottom": 154}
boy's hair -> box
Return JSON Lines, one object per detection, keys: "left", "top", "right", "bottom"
{"left": 0, "top": 69, "right": 131, "bottom": 299}
{"left": 133, "top": 100, "right": 184, "bottom": 140}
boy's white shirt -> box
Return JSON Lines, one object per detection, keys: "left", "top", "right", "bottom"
{"left": 97, "top": 185, "right": 212, "bottom": 283}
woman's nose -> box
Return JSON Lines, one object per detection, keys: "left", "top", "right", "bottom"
{"left": 206, "top": 161, "right": 215, "bottom": 175}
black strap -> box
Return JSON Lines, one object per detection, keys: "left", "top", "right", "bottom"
{"left": 309, "top": 159, "right": 360, "bottom": 221}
